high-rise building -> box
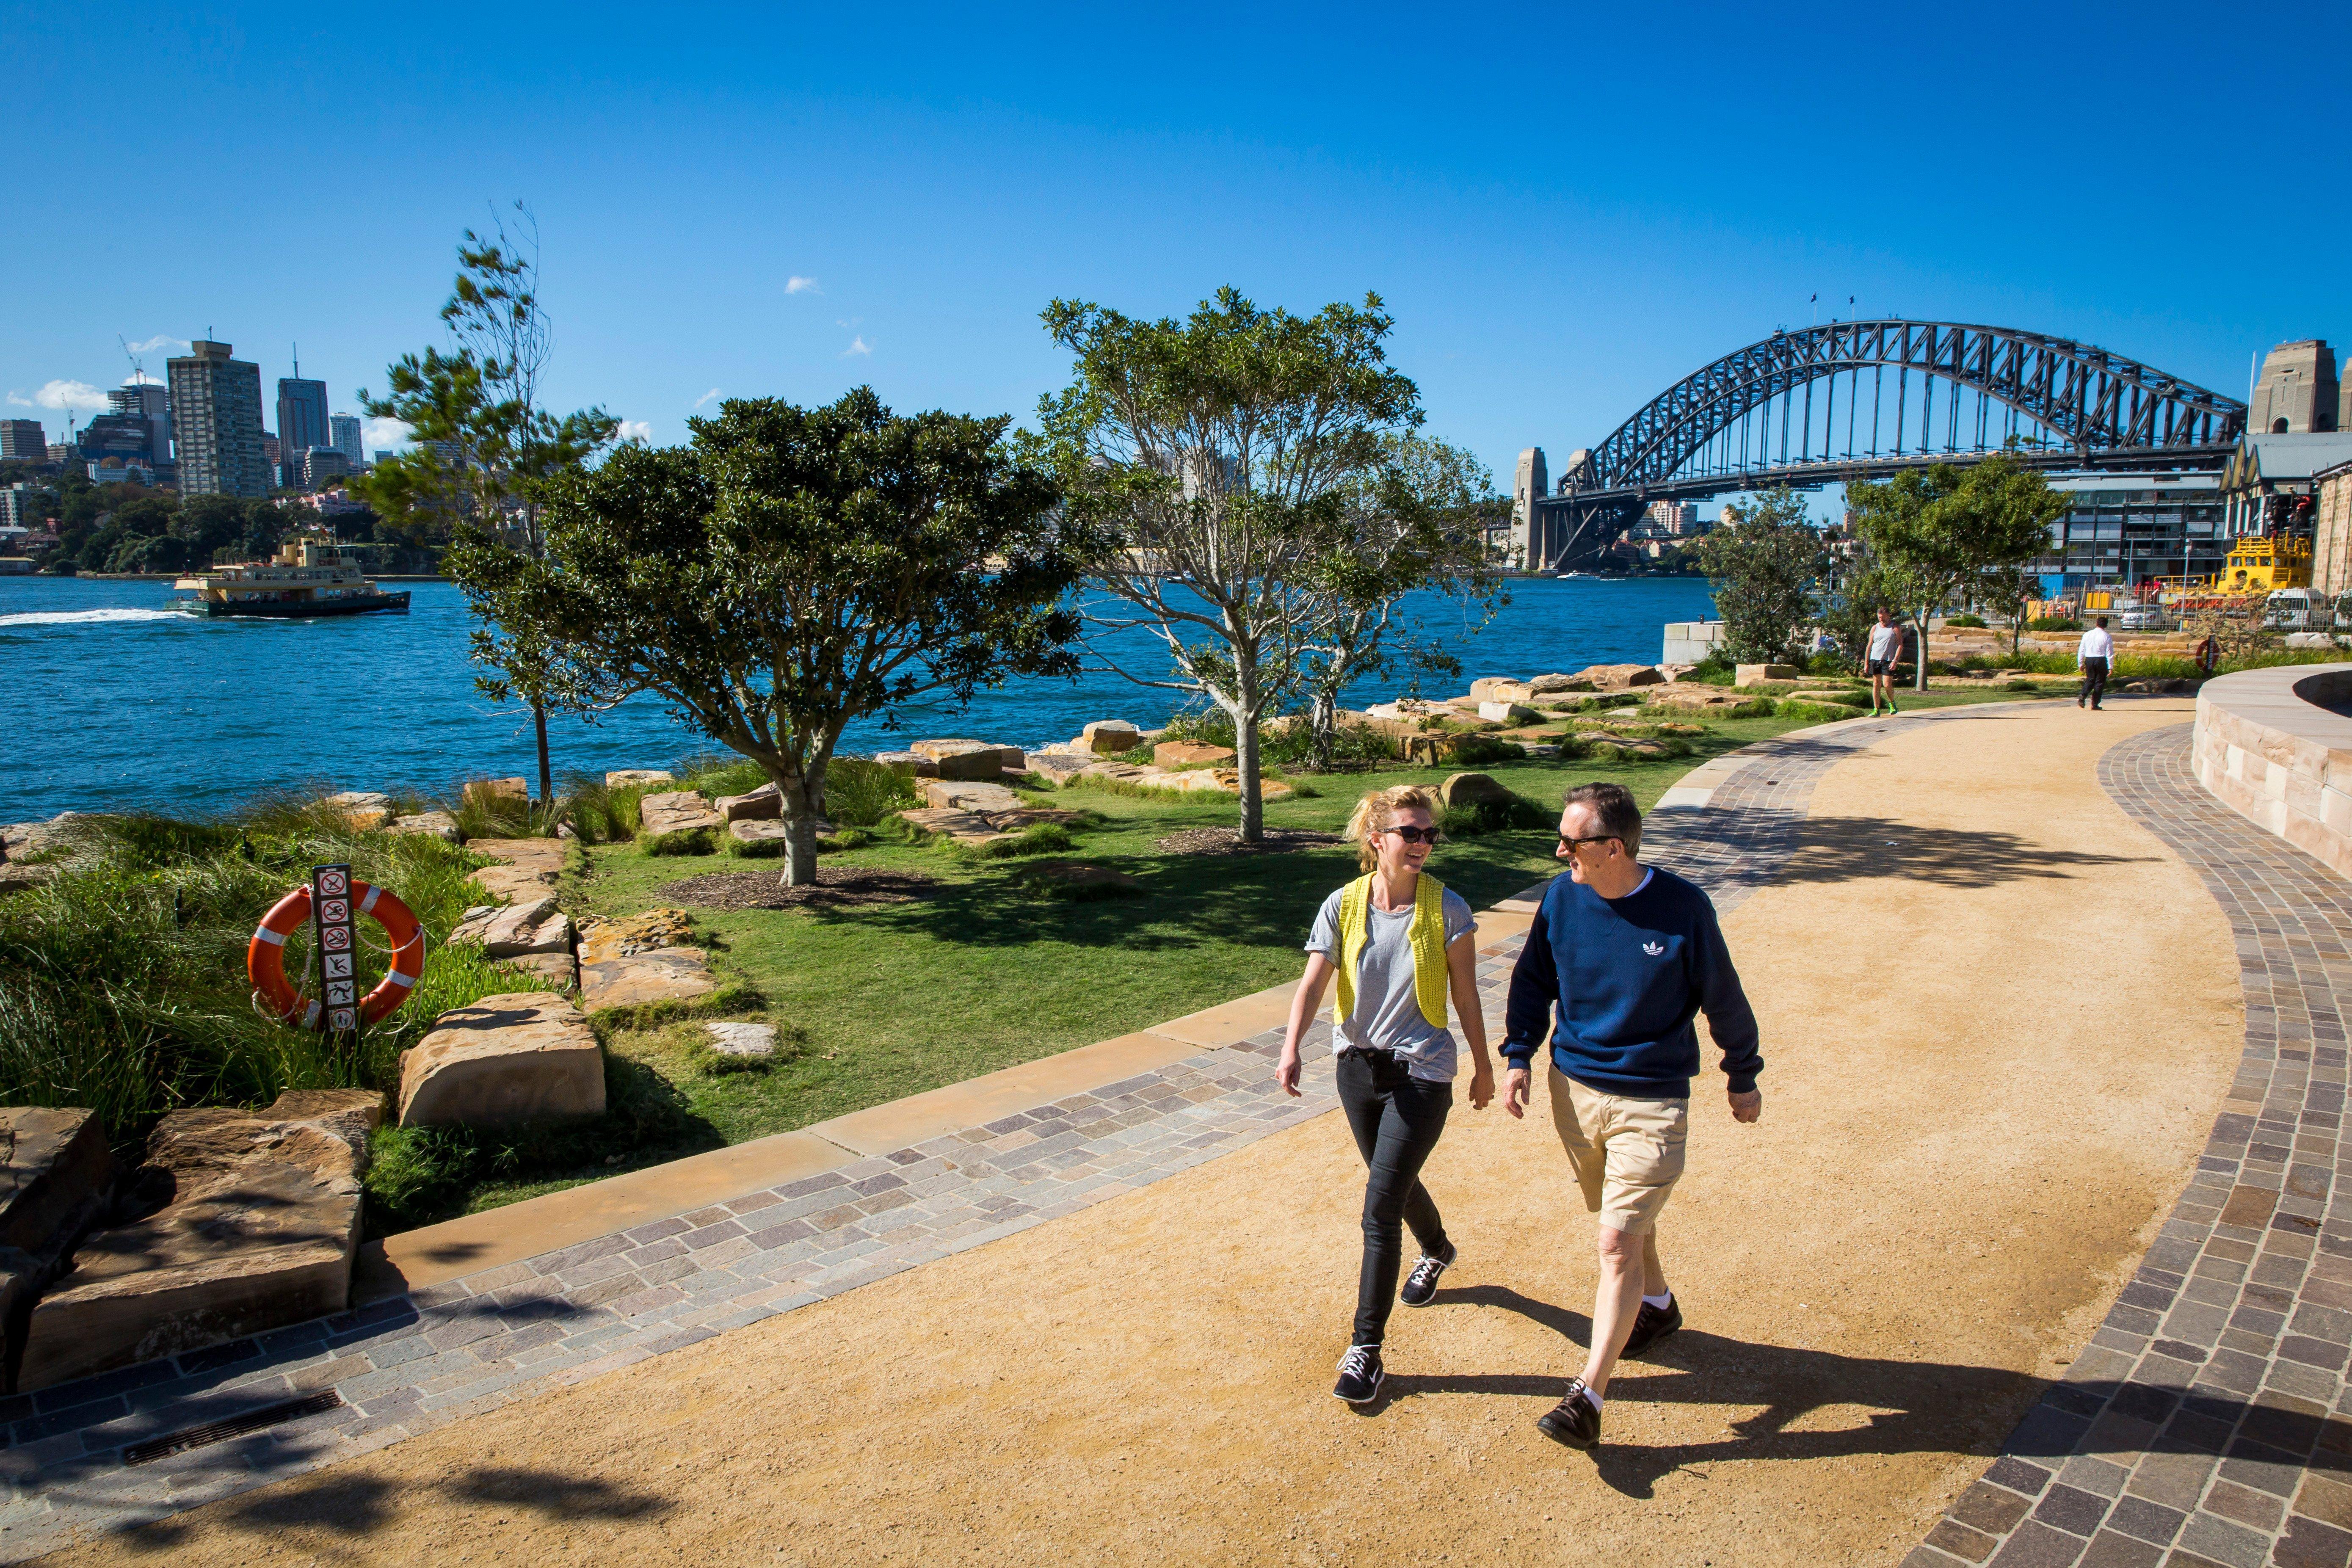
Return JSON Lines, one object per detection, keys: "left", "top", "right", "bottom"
{"left": 108, "top": 380, "right": 171, "bottom": 464}
{"left": 1510, "top": 448, "right": 1547, "bottom": 567}
{"left": 276, "top": 367, "right": 329, "bottom": 483}
{"left": 371, "top": 449, "right": 395, "bottom": 466}
{"left": 78, "top": 414, "right": 156, "bottom": 465}
{"left": 302, "top": 447, "right": 351, "bottom": 490}
{"left": 167, "top": 341, "right": 270, "bottom": 498}
{"left": 330, "top": 413, "right": 365, "bottom": 469}
{"left": 2252, "top": 341, "right": 2341, "bottom": 435}
{"left": 0, "top": 420, "right": 46, "bottom": 460}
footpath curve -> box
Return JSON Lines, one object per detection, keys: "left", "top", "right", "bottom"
{"left": 17, "top": 700, "right": 2247, "bottom": 1565}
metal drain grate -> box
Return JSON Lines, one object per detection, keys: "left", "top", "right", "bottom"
{"left": 120, "top": 1391, "right": 343, "bottom": 1465}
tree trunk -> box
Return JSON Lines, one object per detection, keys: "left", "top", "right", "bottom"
{"left": 1309, "top": 687, "right": 1338, "bottom": 769}
{"left": 532, "top": 700, "right": 553, "bottom": 814}
{"left": 776, "top": 771, "right": 823, "bottom": 888}
{"left": 1233, "top": 711, "right": 1264, "bottom": 843}
{"left": 1915, "top": 605, "right": 1931, "bottom": 692}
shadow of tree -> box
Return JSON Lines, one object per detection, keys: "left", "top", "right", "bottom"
{"left": 1775, "top": 817, "right": 2154, "bottom": 890}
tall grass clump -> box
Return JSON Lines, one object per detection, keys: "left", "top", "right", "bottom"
{"left": 825, "top": 757, "right": 919, "bottom": 826}
{"left": 0, "top": 801, "right": 551, "bottom": 1157}
{"left": 559, "top": 772, "right": 653, "bottom": 845}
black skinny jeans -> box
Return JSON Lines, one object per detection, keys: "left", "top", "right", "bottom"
{"left": 2081, "top": 656, "right": 2109, "bottom": 708}
{"left": 1336, "top": 1049, "right": 1453, "bottom": 1346}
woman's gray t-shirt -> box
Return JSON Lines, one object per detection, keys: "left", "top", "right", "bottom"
{"left": 1306, "top": 883, "right": 1477, "bottom": 1081}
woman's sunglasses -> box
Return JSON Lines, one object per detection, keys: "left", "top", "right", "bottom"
{"left": 1384, "top": 825, "right": 1443, "bottom": 845}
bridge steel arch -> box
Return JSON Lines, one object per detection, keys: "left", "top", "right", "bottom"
{"left": 1532, "top": 320, "right": 2247, "bottom": 570}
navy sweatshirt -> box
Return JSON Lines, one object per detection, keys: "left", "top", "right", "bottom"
{"left": 1502, "top": 865, "right": 1763, "bottom": 1098}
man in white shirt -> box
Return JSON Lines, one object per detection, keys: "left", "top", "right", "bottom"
{"left": 2077, "top": 617, "right": 2116, "bottom": 709}
{"left": 1863, "top": 607, "right": 1904, "bottom": 715}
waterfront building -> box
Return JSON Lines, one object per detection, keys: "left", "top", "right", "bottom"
{"left": 276, "top": 374, "right": 329, "bottom": 480}
{"left": 2310, "top": 459, "right": 2352, "bottom": 598}
{"left": 1643, "top": 499, "right": 1699, "bottom": 533}
{"left": 167, "top": 340, "right": 270, "bottom": 498}
{"left": 2026, "top": 472, "right": 2226, "bottom": 596}
{"left": 2216, "top": 432, "right": 2352, "bottom": 536}
{"left": 0, "top": 420, "right": 47, "bottom": 460}
{"left": 2251, "top": 341, "right": 2341, "bottom": 435}
{"left": 107, "top": 380, "right": 170, "bottom": 463}
{"left": 0, "top": 482, "right": 52, "bottom": 530}
{"left": 330, "top": 413, "right": 365, "bottom": 469}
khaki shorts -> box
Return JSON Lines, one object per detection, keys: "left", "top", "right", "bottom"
{"left": 1546, "top": 1066, "right": 1689, "bottom": 1234}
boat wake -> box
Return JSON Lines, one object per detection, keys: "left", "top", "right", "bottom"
{"left": 0, "top": 607, "right": 190, "bottom": 628}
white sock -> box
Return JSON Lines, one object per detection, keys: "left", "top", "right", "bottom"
{"left": 1643, "top": 1292, "right": 1672, "bottom": 1310}
{"left": 1585, "top": 1388, "right": 1604, "bottom": 1409}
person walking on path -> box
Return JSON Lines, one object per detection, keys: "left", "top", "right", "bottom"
{"left": 1864, "top": 607, "right": 1903, "bottom": 715}
{"left": 1502, "top": 782, "right": 1763, "bottom": 1449}
{"left": 1278, "top": 784, "right": 1496, "bottom": 1405}
{"left": 2078, "top": 616, "right": 2115, "bottom": 709}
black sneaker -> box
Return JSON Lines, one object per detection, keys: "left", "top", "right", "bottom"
{"left": 1620, "top": 1295, "right": 1683, "bottom": 1359}
{"left": 1333, "top": 1343, "right": 1384, "bottom": 1404}
{"left": 1537, "top": 1378, "right": 1601, "bottom": 1448}
{"left": 1400, "top": 1240, "right": 1457, "bottom": 1308}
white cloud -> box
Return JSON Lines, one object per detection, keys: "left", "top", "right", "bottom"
{"left": 5, "top": 391, "right": 31, "bottom": 408}
{"left": 34, "top": 380, "right": 109, "bottom": 412}
{"left": 842, "top": 336, "right": 871, "bottom": 357}
{"left": 692, "top": 388, "right": 721, "bottom": 409}
{"left": 616, "top": 419, "right": 654, "bottom": 444}
{"left": 125, "top": 334, "right": 190, "bottom": 354}
{"left": 124, "top": 370, "right": 160, "bottom": 386}
{"left": 786, "top": 276, "right": 819, "bottom": 295}
{"left": 362, "top": 417, "right": 411, "bottom": 451}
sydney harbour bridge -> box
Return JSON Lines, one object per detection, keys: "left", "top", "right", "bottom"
{"left": 1527, "top": 319, "right": 2248, "bottom": 570}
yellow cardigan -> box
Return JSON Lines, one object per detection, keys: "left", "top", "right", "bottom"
{"left": 1333, "top": 872, "right": 1451, "bottom": 1032}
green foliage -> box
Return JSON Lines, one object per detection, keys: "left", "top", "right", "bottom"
{"left": 961, "top": 823, "right": 1079, "bottom": 860}
{"left": 2004, "top": 679, "right": 2039, "bottom": 692}
{"left": 1690, "top": 488, "right": 1823, "bottom": 664}
{"left": 1945, "top": 613, "right": 1988, "bottom": 628}
{"left": 1444, "top": 735, "right": 1528, "bottom": 766}
{"left": 825, "top": 757, "right": 919, "bottom": 827}
{"left": 831, "top": 827, "right": 876, "bottom": 851}
{"left": 560, "top": 775, "right": 650, "bottom": 844}
{"left": 0, "top": 803, "right": 551, "bottom": 1157}
{"left": 451, "top": 389, "right": 1085, "bottom": 887}
{"left": 1440, "top": 793, "right": 1552, "bottom": 837}
{"left": 642, "top": 826, "right": 717, "bottom": 856}
{"left": 726, "top": 827, "right": 786, "bottom": 859}
{"left": 2027, "top": 616, "right": 2081, "bottom": 631}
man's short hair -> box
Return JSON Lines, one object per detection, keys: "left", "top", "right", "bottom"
{"left": 2096, "top": 616, "right": 2109, "bottom": 628}
{"left": 1563, "top": 781, "right": 1642, "bottom": 856}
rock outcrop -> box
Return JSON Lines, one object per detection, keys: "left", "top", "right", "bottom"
{"left": 323, "top": 790, "right": 394, "bottom": 828}
{"left": 1438, "top": 772, "right": 1515, "bottom": 809}
{"left": 1153, "top": 741, "right": 1237, "bottom": 768}
{"left": 580, "top": 908, "right": 696, "bottom": 963}
{"left": 716, "top": 783, "right": 781, "bottom": 822}
{"left": 17, "top": 1090, "right": 381, "bottom": 1392}
{"left": 908, "top": 740, "right": 1022, "bottom": 781}
{"left": 1468, "top": 677, "right": 1532, "bottom": 704}
{"left": 640, "top": 791, "right": 724, "bottom": 839}
{"left": 464, "top": 837, "right": 567, "bottom": 903}
{"left": 1477, "top": 702, "right": 1540, "bottom": 724}
{"left": 919, "top": 779, "right": 1025, "bottom": 813}
{"left": 1574, "top": 663, "right": 1666, "bottom": 689}
{"left": 398, "top": 994, "right": 605, "bottom": 1126}
{"left": 1077, "top": 721, "right": 1141, "bottom": 756}
{"left": 729, "top": 818, "right": 792, "bottom": 849}
{"left": 1735, "top": 663, "right": 1800, "bottom": 686}
{"left": 449, "top": 896, "right": 574, "bottom": 958}
{"left": 578, "top": 949, "right": 717, "bottom": 1012}
{"left": 0, "top": 1108, "right": 120, "bottom": 1388}
{"left": 605, "top": 769, "right": 674, "bottom": 788}
{"left": 386, "top": 810, "right": 461, "bottom": 842}
{"left": 705, "top": 1021, "right": 777, "bottom": 1058}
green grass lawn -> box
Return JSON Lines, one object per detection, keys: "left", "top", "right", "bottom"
{"left": 448, "top": 679, "right": 2062, "bottom": 1220}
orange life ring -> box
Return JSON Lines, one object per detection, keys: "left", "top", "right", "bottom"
{"left": 248, "top": 880, "right": 427, "bottom": 1028}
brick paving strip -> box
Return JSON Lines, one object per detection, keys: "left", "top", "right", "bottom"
{"left": 0, "top": 712, "right": 1938, "bottom": 1560}
{"left": 1907, "top": 724, "right": 2352, "bottom": 1568}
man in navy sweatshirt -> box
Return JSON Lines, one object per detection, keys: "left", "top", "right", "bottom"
{"left": 1502, "top": 781, "right": 1763, "bottom": 1449}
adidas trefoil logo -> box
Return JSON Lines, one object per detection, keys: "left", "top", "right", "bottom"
{"left": 1642, "top": 941, "right": 1665, "bottom": 956}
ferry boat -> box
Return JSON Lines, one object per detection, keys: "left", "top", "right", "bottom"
{"left": 171, "top": 538, "right": 411, "bottom": 618}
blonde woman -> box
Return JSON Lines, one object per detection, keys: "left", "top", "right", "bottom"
{"left": 1278, "top": 784, "right": 1496, "bottom": 1404}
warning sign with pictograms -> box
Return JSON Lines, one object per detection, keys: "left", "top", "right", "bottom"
{"left": 309, "top": 864, "right": 361, "bottom": 1036}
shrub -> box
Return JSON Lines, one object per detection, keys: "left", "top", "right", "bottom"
{"left": 1447, "top": 735, "right": 1527, "bottom": 766}
{"left": 2027, "top": 616, "right": 2080, "bottom": 632}
{"left": 963, "top": 823, "right": 1077, "bottom": 860}
{"left": 2004, "top": 679, "right": 2038, "bottom": 692}
{"left": 726, "top": 827, "right": 787, "bottom": 859}
{"left": 825, "top": 757, "right": 919, "bottom": 827}
{"left": 830, "top": 827, "right": 875, "bottom": 851}
{"left": 560, "top": 773, "right": 651, "bottom": 845}
{"left": 1685, "top": 653, "right": 1738, "bottom": 686}
{"left": 641, "top": 826, "right": 717, "bottom": 856}
{"left": 1441, "top": 793, "right": 1551, "bottom": 837}
{"left": 1944, "top": 614, "right": 1988, "bottom": 628}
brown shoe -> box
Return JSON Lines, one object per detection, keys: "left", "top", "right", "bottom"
{"left": 1537, "top": 1379, "right": 1601, "bottom": 1448}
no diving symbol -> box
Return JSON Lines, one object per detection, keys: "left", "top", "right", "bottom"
{"left": 316, "top": 870, "right": 348, "bottom": 897}
{"left": 322, "top": 926, "right": 351, "bottom": 952}
{"left": 321, "top": 898, "right": 349, "bottom": 924}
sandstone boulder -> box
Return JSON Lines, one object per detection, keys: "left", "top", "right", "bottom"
{"left": 1077, "top": 721, "right": 1142, "bottom": 756}
{"left": 387, "top": 810, "right": 461, "bottom": 842}
{"left": 1477, "top": 701, "right": 1541, "bottom": 724}
{"left": 1023, "top": 746, "right": 1098, "bottom": 786}
{"left": 1153, "top": 741, "right": 1237, "bottom": 768}
{"left": 1575, "top": 663, "right": 1665, "bottom": 689}
{"left": 604, "top": 769, "right": 674, "bottom": 788}
{"left": 15, "top": 1090, "right": 381, "bottom": 1392}
{"left": 478, "top": 776, "right": 529, "bottom": 800}
{"left": 578, "top": 949, "right": 717, "bottom": 1012}
{"left": 500, "top": 952, "right": 577, "bottom": 989}
{"left": 920, "top": 778, "right": 1024, "bottom": 813}
{"left": 323, "top": 790, "right": 394, "bottom": 828}
{"left": 1469, "top": 677, "right": 1532, "bottom": 704}
{"left": 897, "top": 807, "right": 1012, "bottom": 846}
{"left": 872, "top": 750, "right": 935, "bottom": 777}
{"left": 706, "top": 1021, "right": 777, "bottom": 1058}
{"left": 450, "top": 895, "right": 574, "bottom": 958}
{"left": 640, "top": 790, "right": 724, "bottom": 839}
{"left": 0, "top": 1108, "right": 120, "bottom": 1388}
{"left": 1735, "top": 663, "right": 1800, "bottom": 686}
{"left": 1439, "top": 773, "right": 1515, "bottom": 809}
{"left": 1527, "top": 673, "right": 1596, "bottom": 696}
{"left": 729, "top": 818, "right": 792, "bottom": 850}
{"left": 909, "top": 740, "right": 1022, "bottom": 781}
{"left": 716, "top": 782, "right": 781, "bottom": 821}
{"left": 398, "top": 993, "right": 605, "bottom": 1126}
{"left": 580, "top": 908, "right": 696, "bottom": 963}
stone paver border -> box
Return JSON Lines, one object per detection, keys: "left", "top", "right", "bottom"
{"left": 1, "top": 709, "right": 1945, "bottom": 1562}
{"left": 1907, "top": 723, "right": 2352, "bottom": 1568}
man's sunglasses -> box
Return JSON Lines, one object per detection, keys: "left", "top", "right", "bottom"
{"left": 1558, "top": 833, "right": 1623, "bottom": 853}
{"left": 1385, "top": 824, "right": 1444, "bottom": 845}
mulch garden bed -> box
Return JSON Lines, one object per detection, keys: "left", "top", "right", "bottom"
{"left": 1153, "top": 827, "right": 1342, "bottom": 857}
{"left": 658, "top": 866, "right": 939, "bottom": 911}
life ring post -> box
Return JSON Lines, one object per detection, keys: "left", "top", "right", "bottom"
{"left": 247, "top": 868, "right": 426, "bottom": 1038}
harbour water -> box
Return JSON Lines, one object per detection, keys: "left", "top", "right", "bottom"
{"left": 0, "top": 575, "right": 1714, "bottom": 821}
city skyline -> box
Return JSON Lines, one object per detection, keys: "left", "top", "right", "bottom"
{"left": 3, "top": 0, "right": 2345, "bottom": 500}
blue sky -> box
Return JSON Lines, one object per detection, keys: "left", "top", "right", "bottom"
{"left": 5, "top": 0, "right": 2344, "bottom": 508}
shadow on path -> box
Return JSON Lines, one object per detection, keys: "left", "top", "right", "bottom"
{"left": 1769, "top": 817, "right": 2157, "bottom": 890}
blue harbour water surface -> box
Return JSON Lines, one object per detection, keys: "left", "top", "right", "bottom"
{"left": 0, "top": 575, "right": 1714, "bottom": 821}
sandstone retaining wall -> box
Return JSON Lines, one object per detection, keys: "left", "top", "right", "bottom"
{"left": 2192, "top": 662, "right": 2352, "bottom": 878}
